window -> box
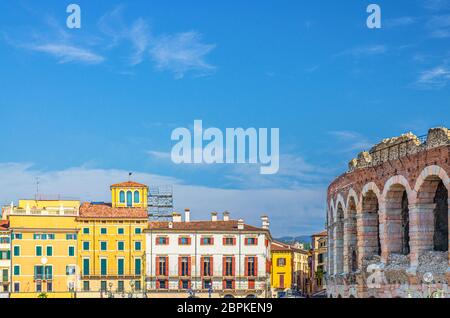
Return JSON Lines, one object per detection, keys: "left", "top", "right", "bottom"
{"left": 134, "top": 227, "right": 142, "bottom": 234}
{"left": 135, "top": 258, "right": 141, "bottom": 275}
{"left": 83, "top": 281, "right": 90, "bottom": 292}
{"left": 224, "top": 257, "right": 234, "bottom": 276}
{"left": 100, "top": 228, "right": 107, "bottom": 235}
{"left": 83, "top": 242, "right": 90, "bottom": 251}
{"left": 47, "top": 281, "right": 53, "bottom": 292}
{"left": 245, "top": 238, "right": 258, "bottom": 245}
{"left": 203, "top": 279, "right": 212, "bottom": 290}
{"left": 13, "top": 265, "right": 20, "bottom": 276}
{"left": 66, "top": 265, "right": 76, "bottom": 275}
{"left": 135, "top": 241, "right": 142, "bottom": 251}
{"left": 13, "top": 282, "right": 20, "bottom": 293}
{"left": 46, "top": 246, "right": 53, "bottom": 256}
{"left": 277, "top": 258, "right": 286, "bottom": 267}
{"left": 83, "top": 228, "right": 90, "bottom": 234}
{"left": 45, "top": 266, "right": 53, "bottom": 280}
{"left": 0, "top": 251, "right": 10, "bottom": 260}
{"left": 36, "top": 246, "right": 43, "bottom": 256}
{"left": 48, "top": 234, "right": 55, "bottom": 240}
{"left": 100, "top": 241, "right": 107, "bottom": 251}
{"left": 0, "top": 237, "right": 10, "bottom": 244}
{"left": 127, "top": 191, "right": 133, "bottom": 207}
{"left": 156, "top": 237, "right": 169, "bottom": 245}
{"left": 83, "top": 259, "right": 90, "bottom": 276}
{"left": 179, "top": 237, "right": 191, "bottom": 245}
{"left": 36, "top": 281, "right": 42, "bottom": 293}
{"left": 118, "top": 228, "right": 124, "bottom": 235}
{"left": 118, "top": 281, "right": 124, "bottom": 292}
{"left": 135, "top": 280, "right": 141, "bottom": 291}
{"left": 33, "top": 234, "right": 41, "bottom": 240}
{"left": 134, "top": 191, "right": 140, "bottom": 203}
{"left": 224, "top": 280, "right": 234, "bottom": 290}
{"left": 12, "top": 233, "right": 22, "bottom": 240}
{"left": 119, "top": 191, "right": 125, "bottom": 203}
{"left": 117, "top": 258, "right": 124, "bottom": 276}
{"left": 223, "top": 237, "right": 235, "bottom": 246}
{"left": 201, "top": 237, "right": 214, "bottom": 245}
{"left": 158, "top": 257, "right": 167, "bottom": 276}
{"left": 101, "top": 281, "right": 107, "bottom": 292}
{"left": 13, "top": 246, "right": 20, "bottom": 256}
{"left": 203, "top": 257, "right": 212, "bottom": 276}
{"left": 101, "top": 258, "right": 107, "bottom": 276}
{"left": 66, "top": 234, "right": 77, "bottom": 240}
{"left": 35, "top": 265, "right": 44, "bottom": 280}
{"left": 180, "top": 257, "right": 190, "bottom": 276}
{"left": 68, "top": 246, "right": 75, "bottom": 257}
{"left": 117, "top": 241, "right": 125, "bottom": 251}
{"left": 181, "top": 280, "right": 190, "bottom": 290}
{"left": 247, "top": 257, "right": 256, "bottom": 277}
{"left": 158, "top": 279, "right": 168, "bottom": 289}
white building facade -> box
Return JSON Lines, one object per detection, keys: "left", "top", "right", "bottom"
{"left": 145, "top": 210, "right": 272, "bottom": 298}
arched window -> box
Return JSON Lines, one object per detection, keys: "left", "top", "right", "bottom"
{"left": 134, "top": 191, "right": 140, "bottom": 203}
{"left": 126, "top": 191, "right": 133, "bottom": 207}
{"left": 119, "top": 191, "right": 125, "bottom": 203}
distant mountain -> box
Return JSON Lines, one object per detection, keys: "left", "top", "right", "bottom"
{"left": 275, "top": 236, "right": 312, "bottom": 249}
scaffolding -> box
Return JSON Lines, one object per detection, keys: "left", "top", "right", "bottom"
{"left": 148, "top": 185, "right": 174, "bottom": 221}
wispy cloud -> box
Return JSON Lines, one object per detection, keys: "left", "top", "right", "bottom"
{"left": 416, "top": 66, "right": 450, "bottom": 89}
{"left": 29, "top": 43, "right": 105, "bottom": 64}
{"left": 150, "top": 31, "right": 216, "bottom": 79}
{"left": 422, "top": 0, "right": 450, "bottom": 11}
{"left": 335, "top": 45, "right": 387, "bottom": 58}
{"left": 328, "top": 131, "right": 373, "bottom": 153}
{"left": 427, "top": 14, "right": 450, "bottom": 38}
{"left": 385, "top": 16, "right": 418, "bottom": 28}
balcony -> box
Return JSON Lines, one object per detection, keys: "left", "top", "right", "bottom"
{"left": 81, "top": 273, "right": 141, "bottom": 280}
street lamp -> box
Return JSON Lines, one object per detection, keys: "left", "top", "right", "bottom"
{"left": 129, "top": 281, "right": 135, "bottom": 298}
{"left": 423, "top": 272, "right": 433, "bottom": 298}
{"left": 108, "top": 282, "right": 114, "bottom": 298}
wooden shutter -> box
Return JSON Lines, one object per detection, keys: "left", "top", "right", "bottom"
{"left": 201, "top": 257, "right": 204, "bottom": 277}
{"left": 232, "top": 256, "right": 236, "bottom": 276}
{"left": 222, "top": 257, "right": 226, "bottom": 276}
{"left": 156, "top": 257, "right": 160, "bottom": 276}
{"left": 178, "top": 256, "right": 182, "bottom": 276}
{"left": 165, "top": 257, "right": 169, "bottom": 277}
{"left": 210, "top": 256, "right": 214, "bottom": 277}
{"left": 254, "top": 257, "right": 259, "bottom": 276}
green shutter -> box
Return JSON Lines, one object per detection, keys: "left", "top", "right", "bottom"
{"left": 118, "top": 259, "right": 124, "bottom": 275}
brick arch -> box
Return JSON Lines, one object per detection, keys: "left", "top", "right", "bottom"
{"left": 346, "top": 188, "right": 360, "bottom": 217}
{"left": 382, "top": 175, "right": 416, "bottom": 205}
{"left": 334, "top": 194, "right": 346, "bottom": 222}
{"left": 414, "top": 165, "right": 450, "bottom": 195}
{"left": 334, "top": 200, "right": 345, "bottom": 274}
{"left": 362, "top": 182, "right": 382, "bottom": 210}
{"left": 344, "top": 194, "right": 358, "bottom": 273}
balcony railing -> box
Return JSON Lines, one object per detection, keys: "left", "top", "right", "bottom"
{"left": 34, "top": 275, "right": 53, "bottom": 280}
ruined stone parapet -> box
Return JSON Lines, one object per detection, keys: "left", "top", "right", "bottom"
{"left": 347, "top": 127, "right": 450, "bottom": 172}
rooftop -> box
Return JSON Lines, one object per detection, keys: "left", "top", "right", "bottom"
{"left": 110, "top": 181, "right": 148, "bottom": 188}
{"left": 79, "top": 202, "right": 148, "bottom": 219}
{"left": 147, "top": 220, "right": 266, "bottom": 232}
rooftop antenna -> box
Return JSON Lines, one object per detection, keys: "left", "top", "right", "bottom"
{"left": 35, "top": 177, "right": 40, "bottom": 200}
{"left": 128, "top": 172, "right": 132, "bottom": 181}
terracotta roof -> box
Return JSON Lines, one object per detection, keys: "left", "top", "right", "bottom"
{"left": 79, "top": 202, "right": 148, "bottom": 219}
{"left": 271, "top": 241, "right": 305, "bottom": 253}
{"left": 0, "top": 220, "right": 9, "bottom": 230}
{"left": 147, "top": 220, "right": 266, "bottom": 232}
{"left": 312, "top": 230, "right": 327, "bottom": 237}
{"left": 110, "top": 181, "right": 148, "bottom": 188}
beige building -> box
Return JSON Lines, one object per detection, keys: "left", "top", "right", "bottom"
{"left": 310, "top": 230, "right": 327, "bottom": 295}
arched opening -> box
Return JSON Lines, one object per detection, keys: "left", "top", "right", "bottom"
{"left": 334, "top": 203, "right": 344, "bottom": 274}
{"left": 126, "top": 191, "right": 133, "bottom": 207}
{"left": 349, "top": 294, "right": 355, "bottom": 298}
{"left": 433, "top": 181, "right": 448, "bottom": 251}
{"left": 119, "top": 191, "right": 125, "bottom": 203}
{"left": 384, "top": 184, "right": 410, "bottom": 256}
{"left": 134, "top": 190, "right": 140, "bottom": 204}
{"left": 416, "top": 175, "right": 449, "bottom": 255}
{"left": 360, "top": 190, "right": 381, "bottom": 263}
{"left": 344, "top": 197, "right": 358, "bottom": 273}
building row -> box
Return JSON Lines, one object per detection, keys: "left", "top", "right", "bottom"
{"left": 0, "top": 180, "right": 326, "bottom": 298}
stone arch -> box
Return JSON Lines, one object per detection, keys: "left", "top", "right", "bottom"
{"left": 382, "top": 175, "right": 415, "bottom": 260}
{"left": 359, "top": 183, "right": 382, "bottom": 265}
{"left": 344, "top": 195, "right": 358, "bottom": 273}
{"left": 346, "top": 188, "right": 360, "bottom": 215}
{"left": 328, "top": 199, "right": 335, "bottom": 275}
{"left": 412, "top": 166, "right": 449, "bottom": 263}
{"left": 334, "top": 201, "right": 345, "bottom": 275}
{"left": 335, "top": 194, "right": 346, "bottom": 222}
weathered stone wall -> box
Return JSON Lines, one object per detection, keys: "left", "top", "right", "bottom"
{"left": 326, "top": 127, "right": 450, "bottom": 298}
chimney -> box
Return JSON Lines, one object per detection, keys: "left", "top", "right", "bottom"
{"left": 261, "top": 215, "right": 270, "bottom": 230}
{"left": 173, "top": 212, "right": 182, "bottom": 223}
{"left": 168, "top": 222, "right": 173, "bottom": 229}
{"left": 184, "top": 208, "right": 191, "bottom": 222}
{"left": 223, "top": 211, "right": 230, "bottom": 222}
{"left": 211, "top": 212, "right": 218, "bottom": 222}
{"left": 238, "top": 219, "right": 244, "bottom": 230}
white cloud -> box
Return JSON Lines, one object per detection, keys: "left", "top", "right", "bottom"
{"left": 29, "top": 43, "right": 105, "bottom": 64}
{"left": 416, "top": 66, "right": 450, "bottom": 89}
{"left": 0, "top": 163, "right": 326, "bottom": 236}
{"left": 385, "top": 17, "right": 418, "bottom": 28}
{"left": 335, "top": 45, "right": 387, "bottom": 58}
{"left": 422, "top": 0, "right": 450, "bottom": 11}
{"left": 150, "top": 31, "right": 216, "bottom": 79}
{"left": 328, "top": 131, "right": 373, "bottom": 153}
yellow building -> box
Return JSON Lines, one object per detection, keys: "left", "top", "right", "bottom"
{"left": 310, "top": 230, "right": 327, "bottom": 295}
{"left": 291, "top": 243, "right": 310, "bottom": 295}
{"left": 270, "top": 241, "right": 293, "bottom": 297}
{"left": 77, "top": 181, "right": 148, "bottom": 297}
{"left": 3, "top": 199, "right": 80, "bottom": 298}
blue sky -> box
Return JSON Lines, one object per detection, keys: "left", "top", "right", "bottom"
{"left": 0, "top": 0, "right": 450, "bottom": 236}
